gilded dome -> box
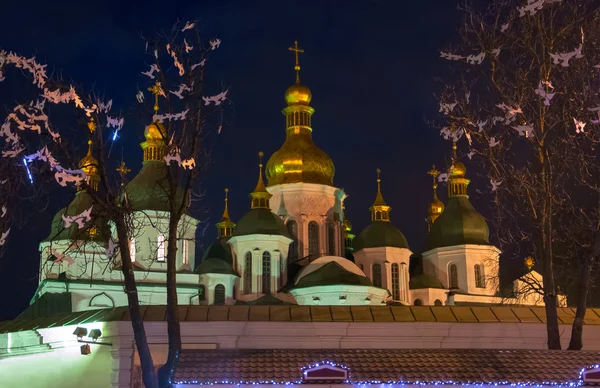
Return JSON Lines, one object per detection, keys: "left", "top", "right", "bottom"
{"left": 78, "top": 141, "right": 99, "bottom": 177}
{"left": 428, "top": 196, "right": 445, "bottom": 218}
{"left": 285, "top": 83, "right": 312, "bottom": 105}
{"left": 450, "top": 161, "right": 466, "bottom": 177}
{"left": 428, "top": 196, "right": 489, "bottom": 249}
{"left": 145, "top": 122, "right": 166, "bottom": 141}
{"left": 266, "top": 136, "right": 335, "bottom": 186}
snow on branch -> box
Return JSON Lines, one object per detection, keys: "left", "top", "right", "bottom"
{"left": 62, "top": 206, "right": 93, "bottom": 229}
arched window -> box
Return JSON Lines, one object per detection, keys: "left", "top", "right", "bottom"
{"left": 434, "top": 299, "right": 443, "bottom": 306}
{"left": 129, "top": 239, "right": 136, "bottom": 262}
{"left": 262, "top": 251, "right": 271, "bottom": 294}
{"left": 327, "top": 223, "right": 336, "bottom": 256}
{"left": 199, "top": 285, "right": 206, "bottom": 301}
{"left": 214, "top": 284, "right": 225, "bottom": 305}
{"left": 157, "top": 234, "right": 165, "bottom": 262}
{"left": 449, "top": 264, "right": 458, "bottom": 289}
{"left": 414, "top": 299, "right": 423, "bottom": 306}
{"left": 244, "top": 252, "right": 252, "bottom": 294}
{"left": 372, "top": 263, "right": 382, "bottom": 288}
{"left": 287, "top": 221, "right": 298, "bottom": 260}
{"left": 475, "top": 264, "right": 486, "bottom": 288}
{"left": 308, "top": 221, "right": 320, "bottom": 257}
{"left": 391, "top": 263, "right": 400, "bottom": 300}
{"left": 181, "top": 239, "right": 188, "bottom": 264}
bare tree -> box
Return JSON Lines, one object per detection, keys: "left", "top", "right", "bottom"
{"left": 436, "top": 0, "right": 600, "bottom": 349}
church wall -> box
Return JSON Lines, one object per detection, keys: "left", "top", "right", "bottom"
{"left": 354, "top": 247, "right": 411, "bottom": 304}
{"left": 410, "top": 288, "right": 449, "bottom": 306}
{"left": 199, "top": 273, "right": 237, "bottom": 305}
{"left": 267, "top": 183, "right": 345, "bottom": 259}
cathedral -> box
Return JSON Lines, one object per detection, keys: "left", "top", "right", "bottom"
{"left": 29, "top": 43, "right": 546, "bottom": 313}
{"left": 2, "top": 42, "right": 597, "bottom": 388}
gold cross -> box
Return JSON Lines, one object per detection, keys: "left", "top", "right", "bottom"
{"left": 116, "top": 161, "right": 131, "bottom": 177}
{"left": 428, "top": 165, "right": 440, "bottom": 189}
{"left": 376, "top": 168, "right": 382, "bottom": 191}
{"left": 288, "top": 40, "right": 304, "bottom": 83}
{"left": 148, "top": 80, "right": 162, "bottom": 114}
{"left": 258, "top": 151, "right": 264, "bottom": 168}
{"left": 87, "top": 118, "right": 97, "bottom": 134}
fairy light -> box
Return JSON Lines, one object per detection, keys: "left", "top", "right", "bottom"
{"left": 112, "top": 131, "right": 118, "bottom": 141}
{"left": 23, "top": 157, "right": 33, "bottom": 183}
{"left": 170, "top": 360, "right": 598, "bottom": 386}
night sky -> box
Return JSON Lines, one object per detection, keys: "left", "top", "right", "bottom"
{"left": 0, "top": 0, "right": 479, "bottom": 320}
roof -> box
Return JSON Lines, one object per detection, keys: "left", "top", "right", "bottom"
{"left": 232, "top": 208, "right": 290, "bottom": 238}
{"left": 172, "top": 348, "right": 600, "bottom": 385}
{"left": 294, "top": 258, "right": 373, "bottom": 289}
{"left": 428, "top": 196, "right": 489, "bottom": 249}
{"left": 199, "top": 238, "right": 232, "bottom": 265}
{"left": 3, "top": 305, "right": 600, "bottom": 333}
{"left": 235, "top": 294, "right": 290, "bottom": 305}
{"left": 354, "top": 221, "right": 409, "bottom": 251}
{"left": 409, "top": 273, "right": 445, "bottom": 289}
{"left": 195, "top": 257, "right": 239, "bottom": 276}
{"left": 125, "top": 161, "right": 185, "bottom": 212}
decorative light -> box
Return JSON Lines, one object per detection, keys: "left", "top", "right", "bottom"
{"left": 170, "top": 360, "right": 597, "bottom": 387}
{"left": 23, "top": 157, "right": 33, "bottom": 183}
{"left": 112, "top": 131, "right": 118, "bottom": 141}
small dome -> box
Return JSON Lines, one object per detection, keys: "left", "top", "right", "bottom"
{"left": 450, "top": 161, "right": 466, "bottom": 178}
{"left": 429, "top": 196, "right": 445, "bottom": 218}
{"left": 409, "top": 273, "right": 445, "bottom": 290}
{"left": 145, "top": 122, "right": 166, "bottom": 141}
{"left": 294, "top": 256, "right": 373, "bottom": 288}
{"left": 124, "top": 162, "right": 185, "bottom": 212}
{"left": 232, "top": 208, "right": 290, "bottom": 238}
{"left": 45, "top": 192, "right": 110, "bottom": 243}
{"left": 285, "top": 83, "right": 312, "bottom": 105}
{"left": 195, "top": 257, "right": 238, "bottom": 276}
{"left": 198, "top": 238, "right": 232, "bottom": 266}
{"left": 428, "top": 196, "right": 489, "bottom": 249}
{"left": 354, "top": 222, "right": 409, "bottom": 251}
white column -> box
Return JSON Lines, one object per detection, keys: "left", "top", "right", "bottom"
{"left": 110, "top": 338, "right": 134, "bottom": 388}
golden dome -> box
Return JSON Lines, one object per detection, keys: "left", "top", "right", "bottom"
{"left": 145, "top": 122, "right": 166, "bottom": 141}
{"left": 450, "top": 161, "right": 466, "bottom": 177}
{"left": 428, "top": 196, "right": 445, "bottom": 218}
{"left": 285, "top": 83, "right": 312, "bottom": 105}
{"left": 266, "top": 136, "right": 335, "bottom": 186}
{"left": 79, "top": 140, "right": 98, "bottom": 176}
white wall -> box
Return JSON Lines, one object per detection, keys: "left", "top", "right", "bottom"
{"left": 354, "top": 247, "right": 411, "bottom": 304}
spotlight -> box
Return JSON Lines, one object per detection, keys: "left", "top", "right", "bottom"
{"left": 88, "top": 329, "right": 102, "bottom": 342}
{"left": 80, "top": 344, "right": 91, "bottom": 355}
{"left": 73, "top": 327, "right": 88, "bottom": 340}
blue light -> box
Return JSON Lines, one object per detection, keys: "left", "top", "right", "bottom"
{"left": 23, "top": 157, "right": 33, "bottom": 184}
{"left": 112, "top": 131, "right": 118, "bottom": 141}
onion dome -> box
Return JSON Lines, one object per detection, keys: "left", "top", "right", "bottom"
{"left": 78, "top": 118, "right": 100, "bottom": 191}
{"left": 409, "top": 273, "right": 445, "bottom": 289}
{"left": 233, "top": 153, "right": 290, "bottom": 238}
{"left": 265, "top": 41, "right": 335, "bottom": 187}
{"left": 195, "top": 257, "right": 238, "bottom": 276}
{"left": 293, "top": 256, "right": 373, "bottom": 288}
{"left": 355, "top": 169, "right": 409, "bottom": 251}
{"left": 428, "top": 143, "right": 489, "bottom": 249}
{"left": 426, "top": 165, "right": 445, "bottom": 232}
{"left": 216, "top": 188, "right": 235, "bottom": 238}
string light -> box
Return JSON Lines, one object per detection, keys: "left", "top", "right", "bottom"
{"left": 170, "top": 360, "right": 599, "bottom": 387}
{"left": 112, "top": 131, "right": 118, "bottom": 141}
{"left": 23, "top": 157, "right": 33, "bottom": 183}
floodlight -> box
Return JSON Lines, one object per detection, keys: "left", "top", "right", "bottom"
{"left": 88, "top": 329, "right": 102, "bottom": 342}
{"left": 73, "top": 327, "right": 88, "bottom": 340}
{"left": 80, "top": 344, "right": 91, "bottom": 355}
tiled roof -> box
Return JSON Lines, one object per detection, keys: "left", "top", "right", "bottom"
{"left": 172, "top": 348, "right": 600, "bottom": 385}
{"left": 2, "top": 305, "right": 600, "bottom": 334}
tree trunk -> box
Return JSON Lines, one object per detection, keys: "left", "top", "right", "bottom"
{"left": 158, "top": 216, "right": 182, "bottom": 388}
{"left": 116, "top": 217, "right": 158, "bottom": 388}
{"left": 568, "top": 254, "right": 590, "bottom": 350}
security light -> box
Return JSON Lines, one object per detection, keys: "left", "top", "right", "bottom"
{"left": 88, "top": 329, "right": 102, "bottom": 342}
{"left": 73, "top": 327, "right": 88, "bottom": 340}
{"left": 80, "top": 344, "right": 91, "bottom": 355}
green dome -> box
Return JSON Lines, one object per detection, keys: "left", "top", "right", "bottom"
{"left": 45, "top": 191, "right": 110, "bottom": 243}
{"left": 354, "top": 222, "right": 409, "bottom": 251}
{"left": 199, "top": 238, "right": 232, "bottom": 265}
{"left": 428, "top": 196, "right": 489, "bottom": 249}
{"left": 294, "top": 259, "right": 373, "bottom": 289}
{"left": 124, "top": 161, "right": 185, "bottom": 212}
{"left": 409, "top": 273, "right": 445, "bottom": 289}
{"left": 195, "top": 257, "right": 238, "bottom": 276}
{"left": 232, "top": 208, "right": 290, "bottom": 238}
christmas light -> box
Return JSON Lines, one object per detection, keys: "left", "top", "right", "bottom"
{"left": 112, "top": 130, "right": 118, "bottom": 141}
{"left": 23, "top": 157, "right": 33, "bottom": 183}
{"left": 170, "top": 360, "right": 598, "bottom": 387}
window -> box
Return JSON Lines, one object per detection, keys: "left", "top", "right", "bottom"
{"left": 308, "top": 221, "right": 319, "bottom": 257}
{"left": 414, "top": 299, "right": 423, "bottom": 306}
{"left": 449, "top": 264, "right": 458, "bottom": 289}
{"left": 287, "top": 221, "right": 298, "bottom": 260}
{"left": 181, "top": 240, "right": 188, "bottom": 264}
{"left": 359, "top": 263, "right": 364, "bottom": 271}
{"left": 199, "top": 285, "right": 206, "bottom": 301}
{"left": 244, "top": 252, "right": 252, "bottom": 294}
{"left": 214, "top": 284, "right": 225, "bottom": 305}
{"left": 434, "top": 299, "right": 443, "bottom": 306}
{"left": 475, "top": 264, "right": 486, "bottom": 288}
{"left": 391, "top": 263, "right": 400, "bottom": 300}
{"left": 327, "top": 223, "right": 336, "bottom": 256}
{"left": 129, "top": 238, "right": 136, "bottom": 262}
{"left": 372, "top": 264, "right": 382, "bottom": 288}
{"left": 157, "top": 235, "right": 165, "bottom": 262}
{"left": 262, "top": 251, "right": 271, "bottom": 294}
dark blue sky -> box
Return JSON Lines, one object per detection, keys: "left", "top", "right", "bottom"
{"left": 0, "top": 0, "right": 483, "bottom": 320}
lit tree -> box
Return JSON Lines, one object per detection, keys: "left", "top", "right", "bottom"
{"left": 436, "top": 0, "right": 600, "bottom": 349}
{"left": 0, "top": 20, "right": 226, "bottom": 386}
